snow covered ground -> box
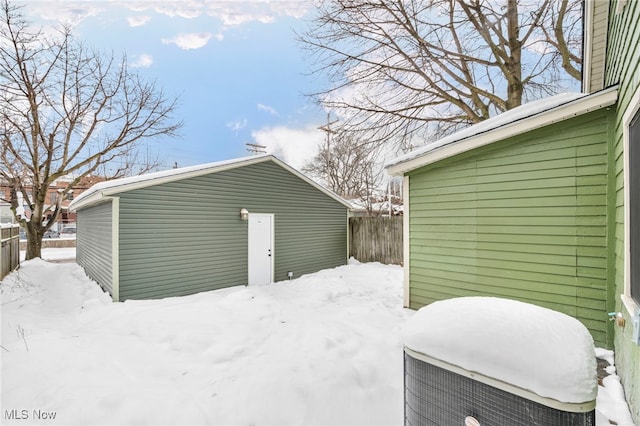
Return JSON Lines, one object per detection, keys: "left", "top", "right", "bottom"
{"left": 19, "top": 247, "right": 76, "bottom": 262}
{"left": 1, "top": 255, "right": 635, "bottom": 425}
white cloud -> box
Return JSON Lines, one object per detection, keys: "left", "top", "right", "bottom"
{"left": 215, "top": 11, "right": 274, "bottom": 26}
{"left": 161, "top": 33, "right": 215, "bottom": 50}
{"left": 268, "top": 1, "right": 312, "bottom": 19}
{"left": 124, "top": 1, "right": 203, "bottom": 19}
{"left": 122, "top": 3, "right": 148, "bottom": 13}
{"left": 27, "top": 1, "right": 315, "bottom": 30}
{"left": 227, "top": 119, "right": 248, "bottom": 133}
{"left": 252, "top": 125, "right": 323, "bottom": 170}
{"left": 257, "top": 103, "right": 279, "bottom": 116}
{"left": 26, "top": 3, "right": 104, "bottom": 26}
{"left": 131, "top": 54, "right": 153, "bottom": 68}
{"left": 120, "top": 0, "right": 314, "bottom": 23}
{"left": 127, "top": 15, "right": 151, "bottom": 27}
{"left": 205, "top": 1, "right": 314, "bottom": 26}
{"left": 525, "top": 37, "right": 552, "bottom": 55}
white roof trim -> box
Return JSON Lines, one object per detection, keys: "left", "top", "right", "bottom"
{"left": 582, "top": 0, "right": 611, "bottom": 93}
{"left": 386, "top": 87, "right": 618, "bottom": 176}
{"left": 70, "top": 155, "right": 353, "bottom": 211}
{"left": 582, "top": 0, "right": 595, "bottom": 93}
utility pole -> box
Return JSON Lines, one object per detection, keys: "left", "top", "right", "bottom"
{"left": 317, "top": 113, "right": 337, "bottom": 184}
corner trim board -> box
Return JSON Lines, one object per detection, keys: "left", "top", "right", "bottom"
{"left": 622, "top": 83, "right": 640, "bottom": 317}
{"left": 109, "top": 196, "right": 120, "bottom": 302}
{"left": 403, "top": 175, "right": 410, "bottom": 308}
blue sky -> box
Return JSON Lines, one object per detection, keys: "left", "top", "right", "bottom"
{"left": 23, "top": 1, "right": 327, "bottom": 170}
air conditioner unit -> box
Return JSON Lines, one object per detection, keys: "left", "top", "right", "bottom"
{"left": 403, "top": 297, "right": 597, "bottom": 426}
{"left": 404, "top": 348, "right": 595, "bottom": 425}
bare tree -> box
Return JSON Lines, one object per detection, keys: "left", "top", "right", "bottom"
{"left": 300, "top": 0, "right": 582, "bottom": 149}
{"left": 0, "top": 1, "right": 181, "bottom": 259}
{"left": 539, "top": 0, "right": 582, "bottom": 80}
{"left": 303, "top": 134, "right": 383, "bottom": 215}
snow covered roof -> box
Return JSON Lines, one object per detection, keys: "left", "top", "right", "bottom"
{"left": 402, "top": 297, "right": 597, "bottom": 406}
{"left": 69, "top": 155, "right": 353, "bottom": 211}
{"left": 386, "top": 86, "right": 618, "bottom": 175}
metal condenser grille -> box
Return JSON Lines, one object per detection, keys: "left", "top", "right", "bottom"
{"left": 404, "top": 351, "right": 595, "bottom": 426}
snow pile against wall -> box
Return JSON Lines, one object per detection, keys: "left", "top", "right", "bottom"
{"left": 402, "top": 296, "right": 598, "bottom": 404}
{"left": 595, "top": 348, "right": 637, "bottom": 426}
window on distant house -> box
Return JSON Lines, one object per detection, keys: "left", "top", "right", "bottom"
{"left": 629, "top": 107, "right": 639, "bottom": 305}
{"left": 66, "top": 192, "right": 74, "bottom": 201}
{"left": 50, "top": 192, "right": 57, "bottom": 204}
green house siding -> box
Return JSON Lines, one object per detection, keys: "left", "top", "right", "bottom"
{"left": 606, "top": 0, "right": 640, "bottom": 422}
{"left": 76, "top": 200, "right": 113, "bottom": 295}
{"left": 116, "top": 161, "right": 347, "bottom": 301}
{"left": 407, "top": 109, "right": 613, "bottom": 347}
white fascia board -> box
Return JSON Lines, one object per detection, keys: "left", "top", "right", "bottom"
{"left": 582, "top": 0, "right": 595, "bottom": 94}
{"left": 387, "top": 87, "right": 618, "bottom": 176}
{"left": 68, "top": 189, "right": 107, "bottom": 211}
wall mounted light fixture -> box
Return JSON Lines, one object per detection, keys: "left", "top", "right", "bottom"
{"left": 240, "top": 208, "right": 249, "bottom": 221}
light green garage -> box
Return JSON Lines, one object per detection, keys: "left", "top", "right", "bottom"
{"left": 70, "top": 155, "right": 351, "bottom": 301}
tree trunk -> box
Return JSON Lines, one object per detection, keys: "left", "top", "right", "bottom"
{"left": 505, "top": 0, "right": 523, "bottom": 110}
{"left": 24, "top": 196, "right": 46, "bottom": 260}
{"left": 25, "top": 223, "right": 43, "bottom": 260}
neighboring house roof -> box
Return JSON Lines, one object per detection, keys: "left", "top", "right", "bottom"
{"left": 69, "top": 155, "right": 353, "bottom": 211}
{"left": 386, "top": 86, "right": 618, "bottom": 176}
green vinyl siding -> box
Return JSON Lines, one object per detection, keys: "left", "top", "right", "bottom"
{"left": 606, "top": 0, "right": 640, "bottom": 422}
{"left": 407, "top": 109, "right": 613, "bottom": 347}
{"left": 116, "top": 161, "right": 347, "bottom": 301}
{"left": 77, "top": 200, "right": 113, "bottom": 295}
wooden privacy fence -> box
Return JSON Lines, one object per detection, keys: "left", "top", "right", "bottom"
{"left": 349, "top": 216, "right": 403, "bottom": 265}
{"left": 1, "top": 225, "right": 20, "bottom": 280}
